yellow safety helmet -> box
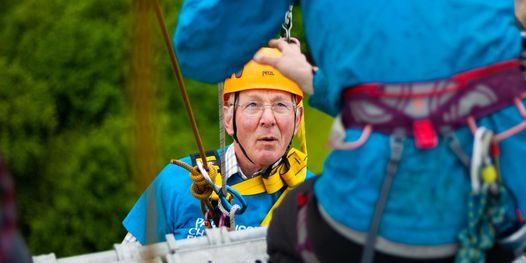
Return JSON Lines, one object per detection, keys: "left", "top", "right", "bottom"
{"left": 224, "top": 47, "right": 303, "bottom": 104}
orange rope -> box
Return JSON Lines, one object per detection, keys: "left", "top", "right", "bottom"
{"left": 171, "top": 159, "right": 218, "bottom": 219}
{"left": 152, "top": 0, "right": 209, "bottom": 170}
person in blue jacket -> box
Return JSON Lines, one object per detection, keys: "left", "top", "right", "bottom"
{"left": 122, "top": 47, "right": 314, "bottom": 245}
{"left": 172, "top": 1, "right": 526, "bottom": 262}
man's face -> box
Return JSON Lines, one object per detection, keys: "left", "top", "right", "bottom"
{"left": 225, "top": 89, "right": 303, "bottom": 171}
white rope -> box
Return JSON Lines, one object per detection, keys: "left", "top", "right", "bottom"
{"left": 229, "top": 205, "right": 241, "bottom": 231}
{"left": 196, "top": 160, "right": 221, "bottom": 193}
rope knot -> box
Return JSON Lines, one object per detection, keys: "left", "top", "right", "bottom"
{"left": 171, "top": 159, "right": 219, "bottom": 201}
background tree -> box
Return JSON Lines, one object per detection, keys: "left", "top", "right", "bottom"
{"left": 0, "top": 0, "right": 332, "bottom": 257}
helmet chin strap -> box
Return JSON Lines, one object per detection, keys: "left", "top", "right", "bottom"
{"left": 232, "top": 92, "right": 256, "bottom": 165}
{"left": 233, "top": 92, "right": 298, "bottom": 177}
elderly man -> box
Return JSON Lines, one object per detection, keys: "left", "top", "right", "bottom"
{"left": 122, "top": 47, "right": 314, "bottom": 245}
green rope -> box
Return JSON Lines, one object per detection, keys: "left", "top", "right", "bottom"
{"left": 456, "top": 184, "right": 507, "bottom": 263}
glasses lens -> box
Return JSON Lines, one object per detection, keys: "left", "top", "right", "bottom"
{"left": 239, "top": 101, "right": 295, "bottom": 116}
{"left": 272, "top": 102, "right": 294, "bottom": 114}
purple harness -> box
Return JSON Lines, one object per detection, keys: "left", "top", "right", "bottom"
{"left": 341, "top": 60, "right": 526, "bottom": 149}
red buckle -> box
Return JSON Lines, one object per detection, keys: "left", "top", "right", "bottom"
{"left": 413, "top": 119, "right": 438, "bottom": 149}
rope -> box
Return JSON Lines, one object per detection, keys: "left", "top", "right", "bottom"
{"left": 229, "top": 205, "right": 241, "bottom": 231}
{"left": 456, "top": 128, "right": 507, "bottom": 262}
{"left": 456, "top": 186, "right": 507, "bottom": 263}
{"left": 170, "top": 159, "right": 219, "bottom": 201}
{"left": 152, "top": 0, "right": 209, "bottom": 170}
{"left": 218, "top": 82, "right": 227, "bottom": 197}
{"left": 171, "top": 159, "right": 219, "bottom": 222}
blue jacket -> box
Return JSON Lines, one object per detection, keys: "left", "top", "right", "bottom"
{"left": 173, "top": 1, "right": 526, "bottom": 247}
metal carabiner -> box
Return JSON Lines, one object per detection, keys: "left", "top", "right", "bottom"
{"left": 218, "top": 185, "right": 247, "bottom": 215}
{"left": 281, "top": 4, "right": 293, "bottom": 43}
{"left": 196, "top": 160, "right": 248, "bottom": 215}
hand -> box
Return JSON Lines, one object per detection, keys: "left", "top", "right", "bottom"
{"left": 253, "top": 38, "right": 314, "bottom": 95}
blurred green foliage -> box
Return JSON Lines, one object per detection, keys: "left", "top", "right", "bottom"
{"left": 0, "top": 0, "right": 332, "bottom": 257}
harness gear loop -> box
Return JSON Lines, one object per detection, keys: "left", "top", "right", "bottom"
{"left": 328, "top": 115, "right": 372, "bottom": 150}
{"left": 361, "top": 128, "right": 406, "bottom": 263}
{"left": 467, "top": 95, "right": 526, "bottom": 144}
{"left": 152, "top": 0, "right": 209, "bottom": 170}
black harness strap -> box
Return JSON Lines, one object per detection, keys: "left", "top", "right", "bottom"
{"left": 361, "top": 129, "right": 406, "bottom": 263}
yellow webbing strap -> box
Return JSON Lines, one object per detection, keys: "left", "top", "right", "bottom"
{"left": 270, "top": 148, "right": 308, "bottom": 188}
{"left": 211, "top": 147, "right": 307, "bottom": 199}
{"left": 209, "top": 148, "right": 307, "bottom": 225}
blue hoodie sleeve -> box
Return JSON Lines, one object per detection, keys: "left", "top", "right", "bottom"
{"left": 308, "top": 68, "right": 341, "bottom": 117}
{"left": 173, "top": 0, "right": 292, "bottom": 83}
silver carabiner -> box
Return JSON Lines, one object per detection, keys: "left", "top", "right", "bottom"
{"left": 281, "top": 4, "right": 293, "bottom": 43}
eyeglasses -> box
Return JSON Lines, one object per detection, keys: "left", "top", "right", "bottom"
{"left": 235, "top": 101, "right": 296, "bottom": 117}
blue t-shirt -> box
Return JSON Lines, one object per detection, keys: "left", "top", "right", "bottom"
{"left": 172, "top": 0, "right": 526, "bottom": 247}
{"left": 123, "top": 153, "right": 315, "bottom": 244}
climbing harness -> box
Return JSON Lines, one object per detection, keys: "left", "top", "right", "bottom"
{"left": 324, "top": 59, "right": 526, "bottom": 263}
{"left": 335, "top": 59, "right": 526, "bottom": 150}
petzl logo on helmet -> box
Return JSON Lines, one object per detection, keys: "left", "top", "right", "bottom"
{"left": 262, "top": 70, "right": 275, "bottom": 76}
